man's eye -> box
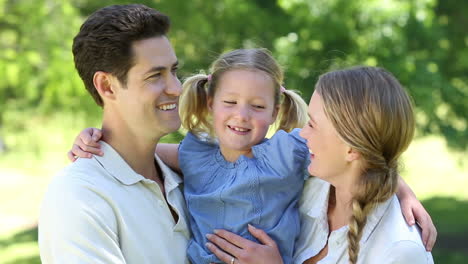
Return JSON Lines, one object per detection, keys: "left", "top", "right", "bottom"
{"left": 148, "top": 73, "right": 161, "bottom": 79}
{"left": 171, "top": 67, "right": 178, "bottom": 75}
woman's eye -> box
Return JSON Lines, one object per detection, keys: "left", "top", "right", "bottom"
{"left": 253, "top": 105, "right": 265, "bottom": 109}
{"left": 223, "top": 101, "right": 236, "bottom": 104}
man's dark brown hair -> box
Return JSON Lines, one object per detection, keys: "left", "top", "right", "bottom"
{"left": 72, "top": 4, "right": 170, "bottom": 106}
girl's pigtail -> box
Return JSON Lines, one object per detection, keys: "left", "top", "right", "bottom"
{"left": 180, "top": 74, "right": 212, "bottom": 135}
{"left": 275, "top": 89, "right": 308, "bottom": 132}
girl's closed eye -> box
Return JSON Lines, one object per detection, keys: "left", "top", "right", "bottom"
{"left": 223, "top": 100, "right": 236, "bottom": 105}
{"left": 253, "top": 104, "right": 266, "bottom": 109}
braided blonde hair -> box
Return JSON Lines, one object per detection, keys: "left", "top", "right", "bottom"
{"left": 315, "top": 66, "right": 415, "bottom": 264}
{"left": 180, "top": 48, "right": 307, "bottom": 137}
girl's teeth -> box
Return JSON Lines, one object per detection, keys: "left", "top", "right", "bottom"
{"left": 234, "top": 127, "right": 247, "bottom": 132}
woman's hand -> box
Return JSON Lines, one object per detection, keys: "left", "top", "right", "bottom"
{"left": 206, "top": 224, "right": 283, "bottom": 264}
{"left": 67, "top": 127, "right": 103, "bottom": 162}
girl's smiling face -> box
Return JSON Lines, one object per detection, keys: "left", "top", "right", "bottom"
{"left": 208, "top": 69, "right": 278, "bottom": 162}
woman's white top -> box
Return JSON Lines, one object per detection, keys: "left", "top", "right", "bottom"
{"left": 294, "top": 177, "right": 434, "bottom": 264}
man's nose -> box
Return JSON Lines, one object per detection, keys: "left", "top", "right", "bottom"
{"left": 165, "top": 74, "right": 182, "bottom": 96}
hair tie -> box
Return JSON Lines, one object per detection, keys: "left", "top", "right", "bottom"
{"left": 207, "top": 74, "right": 212, "bottom": 81}
{"left": 280, "top": 85, "right": 286, "bottom": 93}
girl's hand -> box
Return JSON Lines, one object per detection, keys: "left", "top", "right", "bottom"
{"left": 400, "top": 195, "right": 437, "bottom": 251}
{"left": 67, "top": 127, "right": 103, "bottom": 162}
{"left": 206, "top": 224, "right": 283, "bottom": 264}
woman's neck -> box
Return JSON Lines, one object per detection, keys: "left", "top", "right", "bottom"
{"left": 327, "top": 185, "right": 354, "bottom": 231}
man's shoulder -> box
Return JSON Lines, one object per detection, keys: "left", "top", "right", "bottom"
{"left": 47, "top": 157, "right": 114, "bottom": 196}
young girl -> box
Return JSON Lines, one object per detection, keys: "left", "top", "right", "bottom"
{"left": 69, "top": 49, "right": 436, "bottom": 263}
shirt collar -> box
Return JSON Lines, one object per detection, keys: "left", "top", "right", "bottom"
{"left": 94, "top": 141, "right": 182, "bottom": 188}
{"left": 305, "top": 179, "right": 331, "bottom": 219}
{"left": 303, "top": 177, "right": 394, "bottom": 243}
{"left": 155, "top": 153, "right": 183, "bottom": 193}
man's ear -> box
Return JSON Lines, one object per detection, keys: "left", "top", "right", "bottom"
{"left": 345, "top": 146, "right": 361, "bottom": 162}
{"left": 93, "top": 71, "right": 117, "bottom": 102}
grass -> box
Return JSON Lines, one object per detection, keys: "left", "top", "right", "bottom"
{"left": 0, "top": 111, "right": 467, "bottom": 263}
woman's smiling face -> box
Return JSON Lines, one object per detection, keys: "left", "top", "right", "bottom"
{"left": 300, "top": 91, "right": 349, "bottom": 182}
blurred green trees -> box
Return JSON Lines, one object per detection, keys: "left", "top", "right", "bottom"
{"left": 0, "top": 0, "right": 466, "bottom": 148}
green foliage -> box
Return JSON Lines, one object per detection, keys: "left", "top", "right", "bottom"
{"left": 0, "top": 0, "right": 466, "bottom": 150}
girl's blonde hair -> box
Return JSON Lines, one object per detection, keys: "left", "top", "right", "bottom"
{"left": 179, "top": 48, "right": 308, "bottom": 137}
{"left": 315, "top": 66, "right": 415, "bottom": 264}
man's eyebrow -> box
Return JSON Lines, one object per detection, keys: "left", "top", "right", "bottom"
{"left": 144, "top": 61, "right": 179, "bottom": 75}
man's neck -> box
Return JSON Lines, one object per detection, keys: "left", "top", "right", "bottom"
{"left": 100, "top": 124, "right": 161, "bottom": 182}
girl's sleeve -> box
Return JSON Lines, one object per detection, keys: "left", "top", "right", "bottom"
{"left": 256, "top": 128, "right": 310, "bottom": 180}
{"left": 178, "top": 132, "right": 217, "bottom": 175}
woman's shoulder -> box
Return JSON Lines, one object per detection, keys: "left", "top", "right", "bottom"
{"left": 361, "top": 196, "right": 433, "bottom": 263}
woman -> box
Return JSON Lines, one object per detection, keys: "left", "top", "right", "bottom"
{"left": 206, "top": 66, "right": 434, "bottom": 263}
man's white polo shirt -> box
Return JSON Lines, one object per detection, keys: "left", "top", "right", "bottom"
{"left": 39, "top": 141, "right": 190, "bottom": 264}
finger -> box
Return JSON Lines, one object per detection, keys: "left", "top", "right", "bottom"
{"left": 426, "top": 228, "right": 437, "bottom": 251}
{"left": 248, "top": 224, "right": 277, "bottom": 247}
{"left": 79, "top": 145, "right": 103, "bottom": 156}
{"left": 67, "top": 151, "right": 77, "bottom": 162}
{"left": 206, "top": 242, "right": 235, "bottom": 264}
{"left": 401, "top": 202, "right": 415, "bottom": 226}
{"left": 416, "top": 213, "right": 436, "bottom": 251}
{"left": 206, "top": 233, "right": 242, "bottom": 257}
{"left": 214, "top": 229, "right": 253, "bottom": 249}
{"left": 79, "top": 128, "right": 100, "bottom": 147}
{"left": 91, "top": 128, "right": 103, "bottom": 142}
{"left": 71, "top": 144, "right": 93, "bottom": 158}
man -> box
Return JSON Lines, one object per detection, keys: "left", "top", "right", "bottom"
{"left": 38, "top": 4, "right": 190, "bottom": 263}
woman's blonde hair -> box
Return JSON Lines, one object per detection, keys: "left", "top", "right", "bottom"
{"left": 179, "top": 48, "right": 308, "bottom": 137}
{"left": 315, "top": 66, "right": 415, "bottom": 264}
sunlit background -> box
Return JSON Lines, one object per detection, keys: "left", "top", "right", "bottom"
{"left": 0, "top": 0, "right": 467, "bottom": 263}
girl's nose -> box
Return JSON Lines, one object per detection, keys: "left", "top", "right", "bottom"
{"left": 235, "top": 106, "right": 250, "bottom": 121}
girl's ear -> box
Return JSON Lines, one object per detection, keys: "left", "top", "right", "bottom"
{"left": 271, "top": 104, "right": 280, "bottom": 124}
{"left": 207, "top": 96, "right": 214, "bottom": 111}
{"left": 93, "top": 71, "right": 117, "bottom": 102}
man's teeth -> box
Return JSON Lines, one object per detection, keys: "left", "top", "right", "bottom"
{"left": 158, "top": 104, "right": 176, "bottom": 111}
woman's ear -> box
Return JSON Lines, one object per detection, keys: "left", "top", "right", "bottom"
{"left": 93, "top": 71, "right": 117, "bottom": 102}
{"left": 346, "top": 147, "right": 361, "bottom": 162}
